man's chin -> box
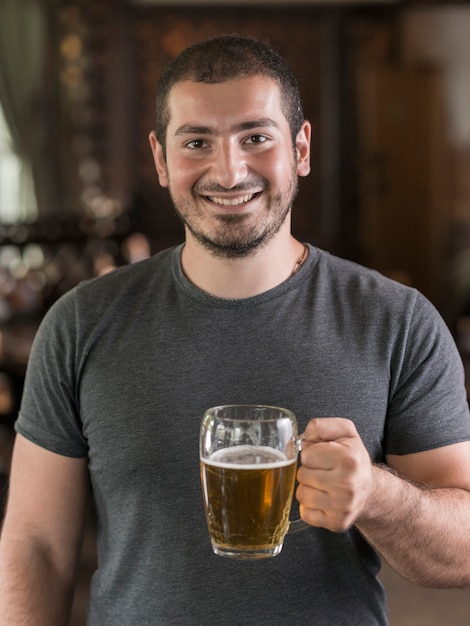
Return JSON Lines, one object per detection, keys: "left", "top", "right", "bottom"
{"left": 196, "top": 235, "right": 265, "bottom": 259}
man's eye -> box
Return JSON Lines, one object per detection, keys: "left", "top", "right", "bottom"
{"left": 186, "top": 139, "right": 206, "bottom": 149}
{"left": 245, "top": 135, "right": 267, "bottom": 145}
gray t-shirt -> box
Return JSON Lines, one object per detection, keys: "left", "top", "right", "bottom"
{"left": 16, "top": 244, "right": 470, "bottom": 625}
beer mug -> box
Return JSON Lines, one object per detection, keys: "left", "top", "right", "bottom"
{"left": 200, "top": 404, "right": 307, "bottom": 560}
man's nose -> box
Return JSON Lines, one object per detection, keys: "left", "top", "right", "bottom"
{"left": 211, "top": 140, "right": 248, "bottom": 189}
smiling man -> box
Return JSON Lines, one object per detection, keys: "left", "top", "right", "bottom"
{"left": 0, "top": 35, "right": 469, "bottom": 626}
{"left": 150, "top": 76, "right": 308, "bottom": 264}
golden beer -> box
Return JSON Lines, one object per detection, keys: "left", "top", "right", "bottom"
{"left": 200, "top": 445, "right": 297, "bottom": 559}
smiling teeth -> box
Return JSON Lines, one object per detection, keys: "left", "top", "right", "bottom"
{"left": 209, "top": 194, "right": 255, "bottom": 206}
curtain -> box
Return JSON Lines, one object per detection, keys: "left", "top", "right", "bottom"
{"left": 0, "top": 0, "right": 59, "bottom": 222}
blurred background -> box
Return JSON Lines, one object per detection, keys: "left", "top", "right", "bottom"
{"left": 1, "top": 0, "right": 470, "bottom": 624}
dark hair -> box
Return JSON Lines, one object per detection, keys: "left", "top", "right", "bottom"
{"left": 155, "top": 35, "right": 304, "bottom": 155}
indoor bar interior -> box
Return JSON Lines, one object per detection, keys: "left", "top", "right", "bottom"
{"left": 1, "top": 1, "right": 470, "bottom": 624}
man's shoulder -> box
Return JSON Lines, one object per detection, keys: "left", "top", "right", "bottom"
{"left": 312, "top": 247, "right": 418, "bottom": 302}
{"left": 45, "top": 245, "right": 179, "bottom": 325}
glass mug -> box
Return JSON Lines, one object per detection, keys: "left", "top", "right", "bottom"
{"left": 200, "top": 404, "right": 308, "bottom": 560}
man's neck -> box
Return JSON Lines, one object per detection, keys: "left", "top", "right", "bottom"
{"left": 180, "top": 233, "right": 307, "bottom": 299}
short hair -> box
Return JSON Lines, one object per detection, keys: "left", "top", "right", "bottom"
{"left": 155, "top": 34, "right": 304, "bottom": 155}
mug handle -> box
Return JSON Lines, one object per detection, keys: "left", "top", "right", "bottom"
{"left": 288, "top": 518, "right": 309, "bottom": 534}
{"left": 287, "top": 436, "right": 310, "bottom": 534}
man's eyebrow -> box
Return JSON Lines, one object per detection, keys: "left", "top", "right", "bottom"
{"left": 174, "top": 124, "right": 213, "bottom": 137}
{"left": 174, "top": 118, "right": 280, "bottom": 137}
{"left": 232, "top": 118, "right": 280, "bottom": 132}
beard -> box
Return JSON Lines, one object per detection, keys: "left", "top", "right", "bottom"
{"left": 168, "top": 169, "right": 299, "bottom": 260}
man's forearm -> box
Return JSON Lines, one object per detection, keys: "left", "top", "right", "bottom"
{"left": 356, "top": 465, "right": 470, "bottom": 588}
{"left": 0, "top": 537, "right": 75, "bottom": 625}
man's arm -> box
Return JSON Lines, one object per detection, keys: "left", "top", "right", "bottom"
{"left": 296, "top": 418, "right": 470, "bottom": 588}
{"left": 0, "top": 434, "right": 90, "bottom": 625}
{"left": 358, "top": 443, "right": 470, "bottom": 588}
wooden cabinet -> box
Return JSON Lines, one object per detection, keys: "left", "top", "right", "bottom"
{"left": 356, "top": 66, "right": 449, "bottom": 308}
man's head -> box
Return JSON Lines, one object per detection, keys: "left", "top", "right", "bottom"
{"left": 155, "top": 35, "right": 304, "bottom": 159}
{"left": 149, "top": 36, "right": 311, "bottom": 259}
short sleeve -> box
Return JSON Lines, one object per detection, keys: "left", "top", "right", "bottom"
{"left": 385, "top": 292, "right": 470, "bottom": 455}
{"left": 15, "top": 288, "right": 89, "bottom": 458}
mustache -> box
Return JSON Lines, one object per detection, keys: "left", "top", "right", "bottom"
{"left": 194, "top": 180, "right": 266, "bottom": 194}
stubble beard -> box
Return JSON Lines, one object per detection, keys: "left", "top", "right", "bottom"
{"left": 169, "top": 171, "right": 299, "bottom": 260}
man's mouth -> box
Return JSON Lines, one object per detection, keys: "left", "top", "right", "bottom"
{"left": 206, "top": 192, "right": 259, "bottom": 206}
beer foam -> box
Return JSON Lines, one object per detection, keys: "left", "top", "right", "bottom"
{"left": 202, "top": 445, "right": 295, "bottom": 469}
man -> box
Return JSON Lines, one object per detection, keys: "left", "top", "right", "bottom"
{"left": 1, "top": 35, "right": 469, "bottom": 625}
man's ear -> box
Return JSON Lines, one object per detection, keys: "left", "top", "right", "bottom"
{"left": 149, "top": 131, "right": 169, "bottom": 187}
{"left": 295, "top": 120, "right": 311, "bottom": 178}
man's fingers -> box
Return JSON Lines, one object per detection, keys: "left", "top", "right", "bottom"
{"left": 301, "top": 417, "right": 359, "bottom": 443}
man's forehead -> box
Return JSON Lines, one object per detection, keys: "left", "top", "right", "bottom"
{"left": 166, "top": 76, "right": 284, "bottom": 128}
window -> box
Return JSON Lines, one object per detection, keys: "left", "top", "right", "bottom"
{"left": 0, "top": 104, "right": 36, "bottom": 224}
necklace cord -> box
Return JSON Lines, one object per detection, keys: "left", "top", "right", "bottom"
{"left": 290, "top": 243, "right": 309, "bottom": 277}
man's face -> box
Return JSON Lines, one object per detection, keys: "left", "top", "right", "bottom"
{"left": 150, "top": 75, "right": 310, "bottom": 258}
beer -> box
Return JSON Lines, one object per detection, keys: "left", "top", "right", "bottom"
{"left": 200, "top": 445, "right": 297, "bottom": 558}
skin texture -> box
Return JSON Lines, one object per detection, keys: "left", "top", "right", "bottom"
{"left": 149, "top": 76, "right": 311, "bottom": 299}
{"left": 0, "top": 434, "right": 90, "bottom": 624}
{"left": 297, "top": 418, "right": 470, "bottom": 588}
